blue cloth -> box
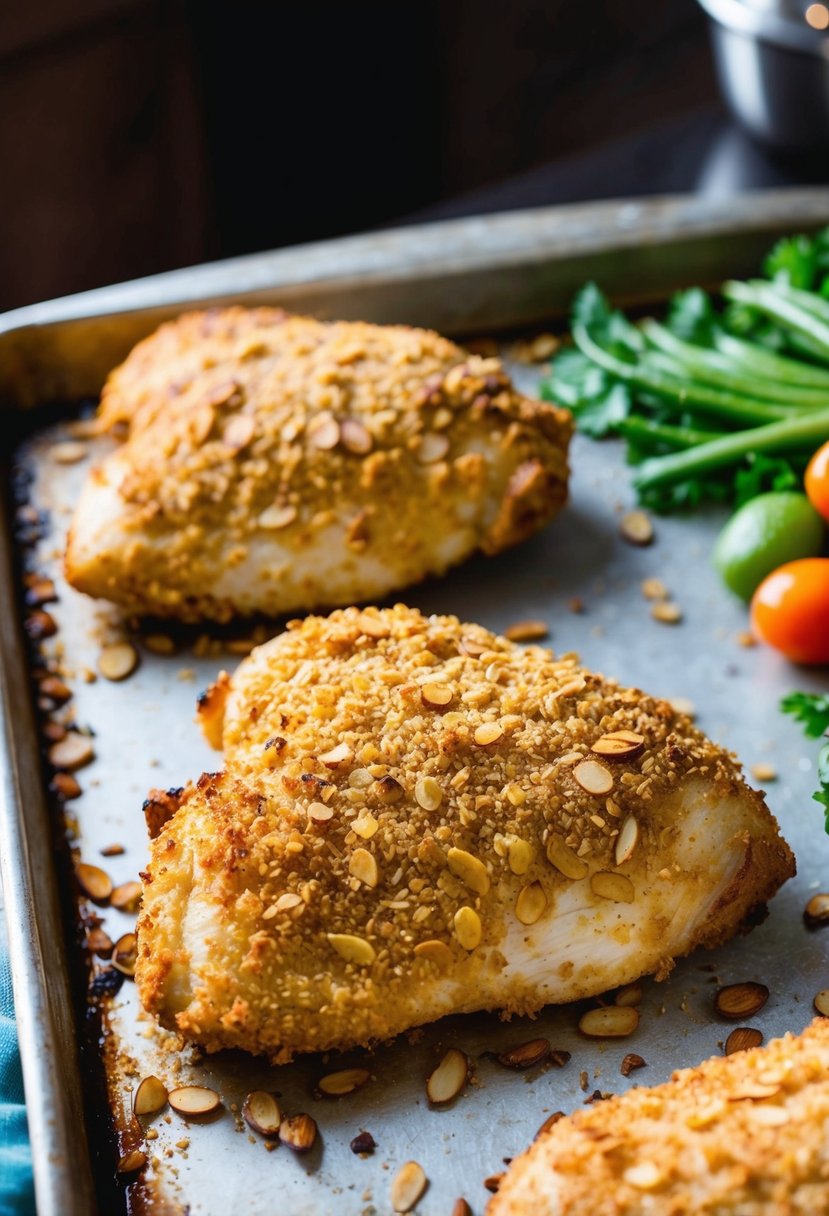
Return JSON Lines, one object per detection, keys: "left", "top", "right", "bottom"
{"left": 0, "top": 950, "right": 34, "bottom": 1216}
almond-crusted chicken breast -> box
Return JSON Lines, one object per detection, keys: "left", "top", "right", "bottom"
{"left": 64, "top": 309, "right": 571, "bottom": 621}
{"left": 136, "top": 606, "right": 793, "bottom": 1060}
{"left": 491, "top": 1018, "right": 829, "bottom": 1216}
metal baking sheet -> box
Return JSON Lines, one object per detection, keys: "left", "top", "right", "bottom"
{"left": 3, "top": 189, "right": 829, "bottom": 1216}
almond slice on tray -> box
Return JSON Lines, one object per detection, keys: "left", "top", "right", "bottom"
{"left": 168, "top": 1085, "right": 221, "bottom": 1117}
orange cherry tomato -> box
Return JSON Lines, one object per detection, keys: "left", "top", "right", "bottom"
{"left": 806, "top": 441, "right": 829, "bottom": 522}
{"left": 750, "top": 558, "right": 829, "bottom": 665}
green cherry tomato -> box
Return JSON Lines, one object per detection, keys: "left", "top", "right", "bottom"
{"left": 713, "top": 491, "right": 825, "bottom": 601}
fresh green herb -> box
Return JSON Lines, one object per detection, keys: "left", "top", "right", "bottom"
{"left": 541, "top": 226, "right": 829, "bottom": 511}
{"left": 781, "top": 692, "right": 829, "bottom": 834}
{"left": 780, "top": 691, "right": 829, "bottom": 737}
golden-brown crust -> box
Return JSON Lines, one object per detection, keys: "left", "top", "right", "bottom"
{"left": 136, "top": 607, "right": 794, "bottom": 1060}
{"left": 66, "top": 309, "right": 572, "bottom": 620}
{"left": 491, "top": 1018, "right": 829, "bottom": 1216}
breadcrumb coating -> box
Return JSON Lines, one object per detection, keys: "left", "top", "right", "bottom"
{"left": 136, "top": 606, "right": 793, "bottom": 1060}
{"left": 491, "top": 1018, "right": 829, "bottom": 1216}
{"left": 65, "top": 308, "right": 571, "bottom": 620}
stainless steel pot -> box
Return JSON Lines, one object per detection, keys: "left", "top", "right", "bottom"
{"left": 698, "top": 0, "right": 829, "bottom": 149}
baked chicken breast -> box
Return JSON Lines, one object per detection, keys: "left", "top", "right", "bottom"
{"left": 136, "top": 605, "right": 793, "bottom": 1060}
{"left": 491, "top": 1017, "right": 829, "bottom": 1216}
{"left": 64, "top": 309, "right": 571, "bottom": 621}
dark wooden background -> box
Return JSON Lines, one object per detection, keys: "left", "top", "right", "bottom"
{"left": 0, "top": 0, "right": 719, "bottom": 311}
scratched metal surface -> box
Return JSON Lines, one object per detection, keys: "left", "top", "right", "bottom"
{"left": 17, "top": 371, "right": 828, "bottom": 1215}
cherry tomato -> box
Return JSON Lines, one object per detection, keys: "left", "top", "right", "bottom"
{"left": 806, "top": 441, "right": 829, "bottom": 523}
{"left": 750, "top": 558, "right": 829, "bottom": 665}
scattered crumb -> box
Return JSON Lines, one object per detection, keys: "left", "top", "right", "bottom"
{"left": 641, "top": 578, "right": 668, "bottom": 601}
{"left": 751, "top": 763, "right": 777, "bottom": 783}
{"left": 736, "top": 631, "right": 757, "bottom": 648}
{"left": 651, "top": 601, "right": 682, "bottom": 625}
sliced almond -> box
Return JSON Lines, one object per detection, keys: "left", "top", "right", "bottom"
{"left": 507, "top": 837, "right": 533, "bottom": 875}
{"left": 421, "top": 683, "right": 453, "bottom": 709}
{"left": 624, "top": 1161, "right": 663, "bottom": 1190}
{"left": 319, "top": 742, "right": 353, "bottom": 768}
{"left": 327, "top": 933, "right": 376, "bottom": 966}
{"left": 804, "top": 893, "right": 829, "bottom": 928}
{"left": 318, "top": 1068, "right": 371, "bottom": 1097}
{"left": 590, "top": 871, "right": 635, "bottom": 903}
{"left": 274, "top": 892, "right": 303, "bottom": 913}
{"left": 349, "top": 848, "right": 379, "bottom": 888}
{"left": 546, "top": 838, "right": 588, "bottom": 881}
{"left": 223, "top": 413, "right": 255, "bottom": 450}
{"left": 308, "top": 413, "right": 341, "bottom": 450}
{"left": 39, "top": 675, "right": 71, "bottom": 702}
{"left": 168, "top": 1085, "right": 220, "bottom": 1117}
{"left": 484, "top": 1174, "right": 505, "bottom": 1194}
{"left": 414, "top": 939, "right": 454, "bottom": 969}
{"left": 714, "top": 982, "right": 769, "bottom": 1020}
{"left": 619, "top": 510, "right": 654, "bottom": 546}
{"left": 414, "top": 775, "right": 443, "bottom": 811}
{"left": 728, "top": 1082, "right": 782, "bottom": 1101}
{"left": 814, "top": 989, "right": 829, "bottom": 1016}
{"left": 579, "top": 1006, "right": 639, "bottom": 1038}
{"left": 416, "top": 432, "right": 449, "bottom": 464}
{"left": 620, "top": 1052, "right": 647, "bottom": 1076}
{"left": 614, "top": 817, "right": 639, "bottom": 866}
{"left": 98, "top": 643, "right": 138, "bottom": 682}
{"left": 515, "top": 882, "right": 546, "bottom": 926}
{"left": 100, "top": 842, "right": 125, "bottom": 857}
{"left": 504, "top": 619, "right": 549, "bottom": 643}
{"left": 308, "top": 801, "right": 334, "bottom": 824}
{"left": 453, "top": 906, "right": 482, "bottom": 950}
{"left": 116, "top": 1150, "right": 147, "bottom": 1174}
{"left": 111, "top": 932, "right": 138, "bottom": 977}
{"left": 110, "top": 881, "right": 142, "bottom": 912}
{"left": 340, "top": 417, "right": 373, "bottom": 454}
{"left": 258, "top": 504, "right": 297, "bottom": 530}
{"left": 447, "top": 847, "right": 490, "bottom": 895}
{"left": 49, "top": 733, "right": 95, "bottom": 771}
{"left": 615, "top": 982, "right": 643, "bottom": 1008}
{"left": 75, "top": 862, "right": 113, "bottom": 903}
{"left": 426, "top": 1048, "right": 468, "bottom": 1105}
{"left": 133, "top": 1075, "right": 168, "bottom": 1116}
{"left": 391, "top": 1160, "right": 428, "bottom": 1212}
{"left": 356, "top": 613, "right": 391, "bottom": 639}
{"left": 451, "top": 1201, "right": 472, "bottom": 1216}
{"left": 591, "top": 730, "right": 645, "bottom": 762}
{"left": 574, "top": 759, "right": 614, "bottom": 795}
{"left": 651, "top": 601, "right": 682, "bottom": 625}
{"left": 725, "top": 1027, "right": 763, "bottom": 1055}
{"left": 51, "top": 772, "right": 82, "bottom": 800}
{"left": 473, "top": 722, "right": 503, "bottom": 747}
{"left": 279, "top": 1112, "right": 317, "bottom": 1152}
{"left": 497, "top": 1038, "right": 550, "bottom": 1070}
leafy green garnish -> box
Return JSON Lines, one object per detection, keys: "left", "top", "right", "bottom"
{"left": 780, "top": 691, "right": 829, "bottom": 737}
{"left": 666, "top": 288, "right": 716, "bottom": 346}
{"left": 540, "top": 227, "right": 829, "bottom": 512}
{"left": 764, "top": 230, "right": 829, "bottom": 291}
{"left": 733, "top": 454, "right": 801, "bottom": 507}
